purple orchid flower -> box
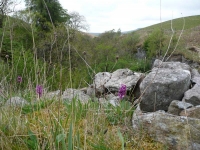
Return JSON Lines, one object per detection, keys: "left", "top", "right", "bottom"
{"left": 17, "top": 76, "right": 22, "bottom": 83}
{"left": 36, "top": 85, "right": 43, "bottom": 98}
{"left": 118, "top": 84, "right": 126, "bottom": 99}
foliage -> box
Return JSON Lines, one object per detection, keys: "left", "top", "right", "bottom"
{"left": 143, "top": 29, "right": 165, "bottom": 58}
{"left": 25, "top": 0, "right": 70, "bottom": 31}
{"left": 120, "top": 32, "right": 140, "bottom": 58}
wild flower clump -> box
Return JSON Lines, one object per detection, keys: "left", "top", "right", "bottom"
{"left": 36, "top": 85, "right": 43, "bottom": 98}
{"left": 118, "top": 84, "right": 126, "bottom": 100}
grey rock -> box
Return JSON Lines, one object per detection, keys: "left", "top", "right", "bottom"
{"left": 132, "top": 107, "right": 200, "bottom": 150}
{"left": 105, "top": 68, "right": 143, "bottom": 91}
{"left": 168, "top": 100, "right": 193, "bottom": 115}
{"left": 109, "top": 96, "right": 120, "bottom": 107}
{"left": 180, "top": 105, "right": 200, "bottom": 119}
{"left": 191, "top": 69, "right": 200, "bottom": 78}
{"left": 5, "top": 97, "right": 28, "bottom": 107}
{"left": 94, "top": 72, "right": 111, "bottom": 94}
{"left": 191, "top": 143, "right": 200, "bottom": 150}
{"left": 79, "top": 87, "right": 88, "bottom": 94}
{"left": 191, "top": 69, "right": 200, "bottom": 87}
{"left": 140, "top": 68, "right": 191, "bottom": 112}
{"left": 191, "top": 76, "right": 200, "bottom": 86}
{"left": 183, "top": 84, "right": 200, "bottom": 106}
{"left": 105, "top": 93, "right": 116, "bottom": 100}
{"left": 62, "top": 88, "right": 90, "bottom": 103}
{"left": 153, "top": 59, "right": 191, "bottom": 71}
{"left": 86, "top": 84, "right": 96, "bottom": 98}
{"left": 45, "top": 90, "right": 60, "bottom": 99}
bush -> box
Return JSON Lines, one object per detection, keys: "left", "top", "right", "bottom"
{"left": 143, "top": 29, "right": 165, "bottom": 58}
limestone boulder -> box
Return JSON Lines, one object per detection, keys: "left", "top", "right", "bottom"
{"left": 183, "top": 84, "right": 200, "bottom": 106}
{"left": 94, "top": 72, "right": 111, "bottom": 94}
{"left": 132, "top": 106, "right": 200, "bottom": 150}
{"left": 153, "top": 59, "right": 191, "bottom": 71}
{"left": 104, "top": 68, "right": 143, "bottom": 91}
{"left": 191, "top": 69, "right": 200, "bottom": 78}
{"left": 140, "top": 68, "right": 191, "bottom": 112}
{"left": 180, "top": 105, "right": 200, "bottom": 119}
{"left": 168, "top": 100, "right": 193, "bottom": 115}
{"left": 86, "top": 84, "right": 96, "bottom": 98}
{"left": 191, "top": 69, "right": 200, "bottom": 86}
{"left": 191, "top": 76, "right": 200, "bottom": 86}
{"left": 62, "top": 88, "right": 90, "bottom": 103}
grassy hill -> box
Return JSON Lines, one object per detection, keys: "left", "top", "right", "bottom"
{"left": 140, "top": 15, "right": 200, "bottom": 31}
{"left": 88, "top": 15, "right": 200, "bottom": 37}
{"left": 133, "top": 15, "right": 200, "bottom": 63}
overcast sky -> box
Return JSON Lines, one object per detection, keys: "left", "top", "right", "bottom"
{"left": 17, "top": 0, "right": 200, "bottom": 33}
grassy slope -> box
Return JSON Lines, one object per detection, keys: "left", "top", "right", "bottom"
{"left": 141, "top": 15, "right": 200, "bottom": 31}
{"left": 135, "top": 15, "right": 200, "bottom": 62}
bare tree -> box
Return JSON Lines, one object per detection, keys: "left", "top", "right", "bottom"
{"left": 68, "top": 11, "right": 89, "bottom": 31}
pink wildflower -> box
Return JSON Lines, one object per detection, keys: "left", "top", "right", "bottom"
{"left": 118, "top": 84, "right": 126, "bottom": 99}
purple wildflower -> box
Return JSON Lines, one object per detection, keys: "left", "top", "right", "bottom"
{"left": 17, "top": 76, "right": 22, "bottom": 83}
{"left": 36, "top": 85, "right": 43, "bottom": 98}
{"left": 118, "top": 84, "right": 126, "bottom": 99}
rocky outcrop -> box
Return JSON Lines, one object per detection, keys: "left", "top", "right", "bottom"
{"left": 90, "top": 68, "right": 144, "bottom": 100}
{"left": 140, "top": 68, "right": 191, "bottom": 112}
{"left": 132, "top": 59, "right": 200, "bottom": 149}
{"left": 104, "top": 68, "right": 143, "bottom": 92}
{"left": 132, "top": 105, "right": 200, "bottom": 150}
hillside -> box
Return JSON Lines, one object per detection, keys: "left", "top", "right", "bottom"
{"left": 140, "top": 15, "right": 200, "bottom": 31}
{"left": 87, "top": 15, "right": 200, "bottom": 37}
{"left": 133, "top": 15, "right": 200, "bottom": 63}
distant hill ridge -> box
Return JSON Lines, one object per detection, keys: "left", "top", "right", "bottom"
{"left": 87, "top": 15, "right": 200, "bottom": 37}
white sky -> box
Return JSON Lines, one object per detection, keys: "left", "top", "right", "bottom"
{"left": 16, "top": 0, "right": 200, "bottom": 33}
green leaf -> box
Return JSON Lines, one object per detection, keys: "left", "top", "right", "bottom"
{"left": 117, "top": 129, "right": 124, "bottom": 150}
{"left": 68, "top": 122, "right": 73, "bottom": 150}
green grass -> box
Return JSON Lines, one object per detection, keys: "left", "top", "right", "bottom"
{"left": 140, "top": 15, "right": 200, "bottom": 31}
{"left": 0, "top": 97, "right": 166, "bottom": 149}
{"left": 134, "top": 15, "right": 200, "bottom": 63}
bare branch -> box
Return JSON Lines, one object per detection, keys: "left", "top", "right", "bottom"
{"left": 68, "top": 11, "right": 89, "bottom": 31}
